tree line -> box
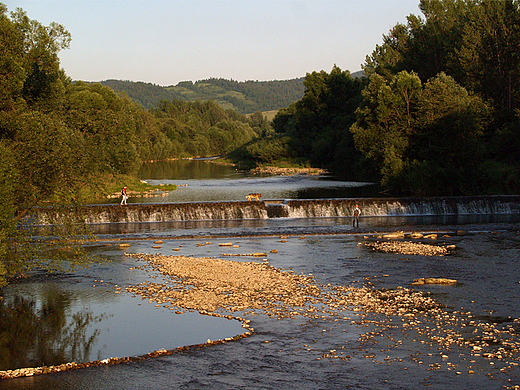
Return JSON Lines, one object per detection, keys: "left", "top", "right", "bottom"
{"left": 2, "top": 0, "right": 520, "bottom": 285}
{"left": 0, "top": 4, "right": 269, "bottom": 285}
{"left": 237, "top": 0, "right": 519, "bottom": 196}
{"left": 101, "top": 77, "right": 306, "bottom": 114}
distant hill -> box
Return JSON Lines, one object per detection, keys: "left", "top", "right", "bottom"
{"left": 99, "top": 77, "right": 306, "bottom": 114}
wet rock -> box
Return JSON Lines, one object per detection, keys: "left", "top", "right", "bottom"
{"left": 383, "top": 232, "right": 405, "bottom": 239}
{"left": 363, "top": 241, "right": 451, "bottom": 256}
{"left": 412, "top": 278, "right": 457, "bottom": 285}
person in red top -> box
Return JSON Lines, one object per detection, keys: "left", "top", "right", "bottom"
{"left": 120, "top": 186, "right": 127, "bottom": 205}
{"left": 353, "top": 204, "right": 361, "bottom": 227}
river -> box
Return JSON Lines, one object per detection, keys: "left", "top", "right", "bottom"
{"left": 0, "top": 159, "right": 519, "bottom": 389}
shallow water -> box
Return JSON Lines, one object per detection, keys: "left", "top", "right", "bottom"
{"left": 1, "top": 160, "right": 519, "bottom": 389}
{"left": 0, "top": 248, "right": 245, "bottom": 372}
{"left": 134, "top": 159, "right": 382, "bottom": 203}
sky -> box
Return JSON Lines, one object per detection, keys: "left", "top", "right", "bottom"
{"left": 3, "top": 0, "right": 421, "bottom": 86}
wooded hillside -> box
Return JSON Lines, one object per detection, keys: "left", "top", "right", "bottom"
{"left": 100, "top": 77, "right": 306, "bottom": 114}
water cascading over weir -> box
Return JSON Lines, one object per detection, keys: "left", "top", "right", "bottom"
{"left": 34, "top": 195, "right": 520, "bottom": 225}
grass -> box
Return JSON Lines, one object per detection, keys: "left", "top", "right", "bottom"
{"left": 79, "top": 173, "right": 176, "bottom": 203}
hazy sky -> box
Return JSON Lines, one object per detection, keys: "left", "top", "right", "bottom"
{"left": 4, "top": 0, "right": 421, "bottom": 86}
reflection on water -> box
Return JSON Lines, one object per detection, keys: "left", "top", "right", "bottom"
{"left": 0, "top": 288, "right": 101, "bottom": 370}
{"left": 0, "top": 250, "right": 246, "bottom": 372}
{"left": 135, "top": 160, "right": 381, "bottom": 203}
{"left": 2, "top": 159, "right": 519, "bottom": 388}
{"left": 137, "top": 159, "right": 244, "bottom": 181}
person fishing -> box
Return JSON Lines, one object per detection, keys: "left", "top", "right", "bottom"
{"left": 353, "top": 204, "right": 361, "bottom": 228}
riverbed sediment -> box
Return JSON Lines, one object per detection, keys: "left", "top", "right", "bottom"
{"left": 124, "top": 253, "right": 519, "bottom": 379}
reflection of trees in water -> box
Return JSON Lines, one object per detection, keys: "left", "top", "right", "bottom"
{"left": 0, "top": 288, "right": 103, "bottom": 370}
{"left": 138, "top": 159, "right": 237, "bottom": 180}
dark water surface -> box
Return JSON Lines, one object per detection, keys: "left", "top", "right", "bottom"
{"left": 1, "top": 160, "right": 519, "bottom": 389}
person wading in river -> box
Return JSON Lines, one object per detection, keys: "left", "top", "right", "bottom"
{"left": 353, "top": 204, "right": 361, "bottom": 228}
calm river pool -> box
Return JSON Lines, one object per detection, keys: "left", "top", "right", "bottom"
{"left": 1, "top": 160, "right": 519, "bottom": 389}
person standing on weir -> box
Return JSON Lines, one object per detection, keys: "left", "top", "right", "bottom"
{"left": 121, "top": 186, "right": 128, "bottom": 205}
{"left": 353, "top": 204, "right": 361, "bottom": 228}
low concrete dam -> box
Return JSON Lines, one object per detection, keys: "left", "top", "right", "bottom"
{"left": 34, "top": 195, "right": 520, "bottom": 225}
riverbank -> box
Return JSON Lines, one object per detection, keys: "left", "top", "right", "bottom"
{"left": 204, "top": 156, "right": 329, "bottom": 176}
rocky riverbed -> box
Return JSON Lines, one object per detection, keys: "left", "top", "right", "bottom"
{"left": 250, "top": 166, "right": 328, "bottom": 175}
{"left": 121, "top": 253, "right": 519, "bottom": 380}
{"left": 2, "top": 233, "right": 519, "bottom": 387}
{"left": 362, "top": 240, "right": 454, "bottom": 256}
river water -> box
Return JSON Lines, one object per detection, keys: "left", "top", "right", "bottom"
{"left": 1, "top": 160, "right": 519, "bottom": 389}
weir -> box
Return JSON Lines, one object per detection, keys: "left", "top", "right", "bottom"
{"left": 34, "top": 195, "right": 520, "bottom": 225}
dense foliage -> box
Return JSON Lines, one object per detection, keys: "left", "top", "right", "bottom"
{"left": 150, "top": 99, "right": 266, "bottom": 157}
{"left": 271, "top": 0, "right": 520, "bottom": 194}
{"left": 271, "top": 66, "right": 375, "bottom": 180}
{"left": 0, "top": 5, "right": 265, "bottom": 285}
{"left": 2, "top": 0, "right": 520, "bottom": 284}
{"left": 101, "top": 77, "right": 306, "bottom": 114}
{"left": 358, "top": 0, "right": 520, "bottom": 195}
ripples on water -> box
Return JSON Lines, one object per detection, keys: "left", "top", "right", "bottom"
{"left": 1, "top": 160, "right": 519, "bottom": 389}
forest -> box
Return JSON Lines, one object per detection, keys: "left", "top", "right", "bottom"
{"left": 258, "top": 0, "right": 520, "bottom": 196}
{"left": 1, "top": 0, "right": 520, "bottom": 284}
{"left": 100, "top": 77, "right": 306, "bottom": 113}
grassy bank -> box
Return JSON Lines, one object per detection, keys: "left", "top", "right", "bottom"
{"left": 77, "top": 174, "right": 177, "bottom": 203}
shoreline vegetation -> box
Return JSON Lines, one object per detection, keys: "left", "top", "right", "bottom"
{"left": 207, "top": 156, "right": 329, "bottom": 176}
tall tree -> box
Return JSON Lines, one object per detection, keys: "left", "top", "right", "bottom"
{"left": 272, "top": 65, "right": 368, "bottom": 177}
{"left": 9, "top": 7, "right": 71, "bottom": 108}
{"left": 351, "top": 71, "right": 490, "bottom": 195}
{"left": 457, "top": 0, "right": 520, "bottom": 118}
{"left": 351, "top": 71, "right": 422, "bottom": 183}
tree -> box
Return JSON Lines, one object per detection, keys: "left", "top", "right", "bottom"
{"left": 351, "top": 71, "right": 491, "bottom": 195}
{"left": 0, "top": 4, "right": 25, "bottom": 111}
{"left": 271, "top": 65, "right": 369, "bottom": 178}
{"left": 0, "top": 5, "right": 90, "bottom": 287}
{"left": 9, "top": 6, "right": 71, "bottom": 107}
{"left": 351, "top": 71, "right": 422, "bottom": 183}
{"left": 457, "top": 0, "right": 520, "bottom": 118}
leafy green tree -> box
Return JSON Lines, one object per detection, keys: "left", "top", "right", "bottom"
{"left": 9, "top": 6, "right": 71, "bottom": 108}
{"left": 0, "top": 5, "right": 92, "bottom": 286}
{"left": 352, "top": 71, "right": 490, "bottom": 195}
{"left": 457, "top": 0, "right": 520, "bottom": 117}
{"left": 151, "top": 99, "right": 259, "bottom": 157}
{"left": 364, "top": 0, "right": 473, "bottom": 82}
{"left": 228, "top": 136, "right": 295, "bottom": 168}
{"left": 271, "top": 65, "right": 369, "bottom": 178}
{"left": 0, "top": 5, "right": 25, "bottom": 112}
{"left": 351, "top": 71, "right": 422, "bottom": 183}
